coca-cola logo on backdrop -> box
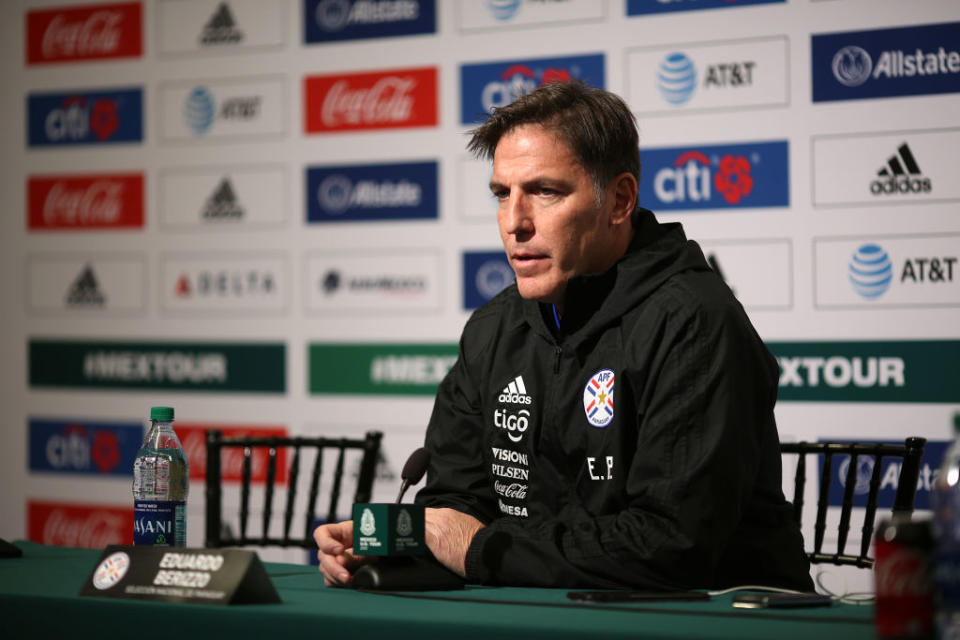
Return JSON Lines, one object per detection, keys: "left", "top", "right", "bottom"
{"left": 28, "top": 501, "right": 133, "bottom": 548}
{"left": 175, "top": 424, "right": 289, "bottom": 484}
{"left": 26, "top": 2, "right": 143, "bottom": 64}
{"left": 27, "top": 174, "right": 144, "bottom": 230}
{"left": 304, "top": 67, "right": 437, "bottom": 133}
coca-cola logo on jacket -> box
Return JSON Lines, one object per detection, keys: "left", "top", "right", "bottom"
{"left": 304, "top": 67, "right": 437, "bottom": 133}
{"left": 26, "top": 2, "right": 143, "bottom": 64}
{"left": 28, "top": 174, "right": 144, "bottom": 230}
{"left": 28, "top": 501, "right": 132, "bottom": 548}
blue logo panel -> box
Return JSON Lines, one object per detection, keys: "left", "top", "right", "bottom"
{"left": 812, "top": 22, "right": 960, "bottom": 103}
{"left": 627, "top": 0, "right": 784, "bottom": 15}
{"left": 460, "top": 54, "right": 605, "bottom": 124}
{"left": 638, "top": 140, "right": 789, "bottom": 211}
{"left": 29, "top": 418, "right": 143, "bottom": 476}
{"left": 463, "top": 251, "right": 514, "bottom": 310}
{"left": 304, "top": 0, "right": 436, "bottom": 43}
{"left": 27, "top": 87, "right": 144, "bottom": 147}
{"left": 819, "top": 439, "right": 946, "bottom": 511}
{"left": 306, "top": 161, "right": 438, "bottom": 223}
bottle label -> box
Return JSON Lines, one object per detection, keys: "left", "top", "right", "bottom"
{"left": 134, "top": 500, "right": 186, "bottom": 547}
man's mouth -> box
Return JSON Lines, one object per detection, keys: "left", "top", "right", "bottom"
{"left": 511, "top": 252, "right": 549, "bottom": 272}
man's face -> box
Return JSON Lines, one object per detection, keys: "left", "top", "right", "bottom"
{"left": 490, "top": 124, "right": 617, "bottom": 307}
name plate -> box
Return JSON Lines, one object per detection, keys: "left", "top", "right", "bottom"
{"left": 79, "top": 545, "right": 281, "bottom": 605}
{"left": 353, "top": 503, "right": 426, "bottom": 556}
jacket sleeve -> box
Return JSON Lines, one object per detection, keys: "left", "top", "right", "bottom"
{"left": 463, "top": 298, "right": 783, "bottom": 589}
{"left": 415, "top": 320, "right": 499, "bottom": 524}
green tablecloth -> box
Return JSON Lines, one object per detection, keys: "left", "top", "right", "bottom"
{"left": 0, "top": 541, "right": 873, "bottom": 640}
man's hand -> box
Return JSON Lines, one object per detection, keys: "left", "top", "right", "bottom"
{"left": 313, "top": 520, "right": 369, "bottom": 587}
{"left": 424, "top": 508, "right": 485, "bottom": 577}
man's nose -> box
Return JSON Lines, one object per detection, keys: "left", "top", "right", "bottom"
{"left": 501, "top": 194, "right": 533, "bottom": 235}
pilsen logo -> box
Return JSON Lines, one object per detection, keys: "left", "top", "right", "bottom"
{"left": 176, "top": 424, "right": 289, "bottom": 483}
{"left": 27, "top": 174, "right": 144, "bottom": 230}
{"left": 304, "top": 67, "right": 437, "bottom": 133}
{"left": 28, "top": 501, "right": 132, "bottom": 548}
{"left": 26, "top": 2, "right": 143, "bottom": 64}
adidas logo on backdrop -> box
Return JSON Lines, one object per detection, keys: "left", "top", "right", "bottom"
{"left": 498, "top": 375, "right": 532, "bottom": 405}
{"left": 870, "top": 142, "right": 931, "bottom": 196}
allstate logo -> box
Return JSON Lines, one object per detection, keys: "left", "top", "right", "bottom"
{"left": 848, "top": 243, "right": 893, "bottom": 299}
{"left": 837, "top": 456, "right": 875, "bottom": 496}
{"left": 184, "top": 87, "right": 216, "bottom": 135}
{"left": 316, "top": 0, "right": 351, "bottom": 32}
{"left": 487, "top": 0, "right": 521, "bottom": 21}
{"left": 658, "top": 52, "right": 697, "bottom": 106}
{"left": 476, "top": 259, "right": 514, "bottom": 300}
{"left": 832, "top": 46, "right": 873, "bottom": 87}
{"left": 317, "top": 175, "right": 353, "bottom": 215}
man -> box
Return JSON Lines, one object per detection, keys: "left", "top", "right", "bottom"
{"left": 316, "top": 81, "right": 812, "bottom": 591}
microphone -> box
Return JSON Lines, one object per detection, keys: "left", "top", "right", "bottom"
{"left": 396, "top": 447, "right": 429, "bottom": 504}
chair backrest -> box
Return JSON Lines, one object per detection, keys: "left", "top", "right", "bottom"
{"left": 780, "top": 437, "right": 926, "bottom": 568}
{"left": 204, "top": 430, "right": 382, "bottom": 549}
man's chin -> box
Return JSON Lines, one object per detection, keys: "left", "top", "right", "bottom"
{"left": 516, "top": 280, "right": 562, "bottom": 305}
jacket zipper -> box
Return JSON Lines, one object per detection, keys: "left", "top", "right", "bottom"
{"left": 553, "top": 345, "right": 562, "bottom": 374}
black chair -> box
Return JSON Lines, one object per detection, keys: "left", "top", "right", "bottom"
{"left": 205, "top": 430, "right": 382, "bottom": 549}
{"left": 780, "top": 437, "right": 926, "bottom": 568}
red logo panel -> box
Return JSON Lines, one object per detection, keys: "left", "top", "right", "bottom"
{"left": 26, "top": 2, "right": 143, "bottom": 65}
{"left": 28, "top": 500, "right": 133, "bottom": 548}
{"left": 27, "top": 173, "right": 144, "bottom": 230}
{"left": 304, "top": 67, "right": 438, "bottom": 133}
{"left": 176, "top": 424, "right": 290, "bottom": 485}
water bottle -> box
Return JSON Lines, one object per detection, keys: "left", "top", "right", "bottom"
{"left": 132, "top": 406, "right": 189, "bottom": 546}
{"left": 933, "top": 414, "right": 960, "bottom": 639}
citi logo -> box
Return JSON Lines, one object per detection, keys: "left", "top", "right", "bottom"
{"left": 653, "top": 150, "right": 754, "bottom": 205}
{"left": 498, "top": 375, "right": 532, "bottom": 405}
{"left": 482, "top": 64, "right": 572, "bottom": 113}
{"left": 871, "top": 143, "right": 931, "bottom": 196}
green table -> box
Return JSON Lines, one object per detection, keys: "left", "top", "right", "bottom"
{"left": 0, "top": 542, "right": 873, "bottom": 639}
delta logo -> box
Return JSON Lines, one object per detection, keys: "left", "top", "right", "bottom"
{"left": 27, "top": 87, "right": 143, "bottom": 147}
{"left": 26, "top": 2, "right": 143, "bottom": 65}
{"left": 460, "top": 53, "right": 605, "bottom": 124}
{"left": 627, "top": 0, "right": 784, "bottom": 16}
{"left": 304, "top": 0, "right": 436, "bottom": 44}
{"left": 812, "top": 21, "right": 960, "bottom": 102}
{"left": 304, "top": 67, "right": 438, "bottom": 133}
{"left": 175, "top": 424, "right": 289, "bottom": 484}
{"left": 28, "top": 500, "right": 132, "bottom": 548}
{"left": 28, "top": 418, "right": 142, "bottom": 476}
{"left": 27, "top": 173, "right": 144, "bottom": 230}
{"left": 638, "top": 140, "right": 789, "bottom": 211}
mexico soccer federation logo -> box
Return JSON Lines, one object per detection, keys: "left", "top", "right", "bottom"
{"left": 583, "top": 369, "right": 614, "bottom": 428}
{"left": 92, "top": 551, "right": 130, "bottom": 590}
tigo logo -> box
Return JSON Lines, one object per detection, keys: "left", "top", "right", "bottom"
{"left": 657, "top": 53, "right": 697, "bottom": 105}
{"left": 639, "top": 141, "right": 789, "bottom": 211}
{"left": 460, "top": 53, "right": 605, "bottom": 124}
{"left": 307, "top": 161, "right": 438, "bottom": 223}
{"left": 27, "top": 88, "right": 143, "bottom": 147}
{"left": 627, "top": 0, "right": 784, "bottom": 16}
{"left": 304, "top": 67, "right": 438, "bottom": 133}
{"left": 463, "top": 251, "right": 514, "bottom": 310}
{"left": 304, "top": 0, "right": 436, "bottom": 43}
{"left": 812, "top": 22, "right": 960, "bottom": 102}
{"left": 29, "top": 419, "right": 142, "bottom": 476}
{"left": 849, "top": 244, "right": 893, "bottom": 300}
{"left": 28, "top": 173, "right": 144, "bottom": 230}
{"left": 26, "top": 2, "right": 142, "bottom": 64}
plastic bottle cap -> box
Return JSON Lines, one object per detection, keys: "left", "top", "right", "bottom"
{"left": 150, "top": 406, "right": 175, "bottom": 421}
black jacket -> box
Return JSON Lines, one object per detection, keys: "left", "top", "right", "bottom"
{"left": 416, "top": 210, "right": 812, "bottom": 590}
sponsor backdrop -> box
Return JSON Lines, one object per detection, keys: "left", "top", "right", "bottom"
{"left": 1, "top": 0, "right": 957, "bottom": 591}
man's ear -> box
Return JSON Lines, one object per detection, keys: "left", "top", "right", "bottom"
{"left": 609, "top": 172, "right": 638, "bottom": 226}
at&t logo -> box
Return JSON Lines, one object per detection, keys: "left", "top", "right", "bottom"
{"left": 657, "top": 52, "right": 696, "bottom": 105}
{"left": 653, "top": 150, "right": 754, "bottom": 205}
{"left": 184, "top": 87, "right": 216, "bottom": 135}
{"left": 848, "top": 244, "right": 892, "bottom": 300}
{"left": 486, "top": 0, "right": 521, "bottom": 21}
